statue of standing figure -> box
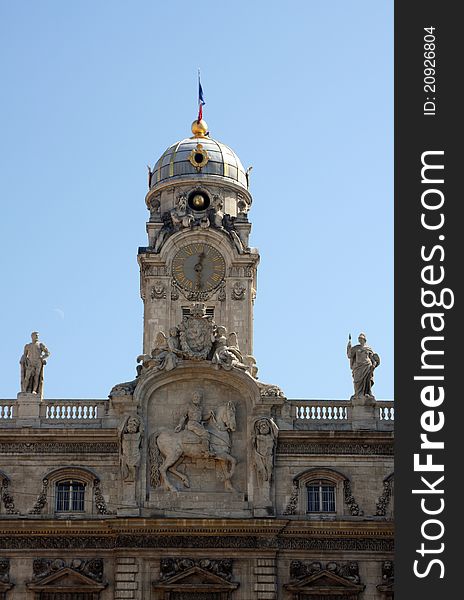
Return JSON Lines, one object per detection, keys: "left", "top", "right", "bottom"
{"left": 252, "top": 418, "right": 279, "bottom": 505}
{"left": 346, "top": 333, "right": 380, "bottom": 399}
{"left": 20, "top": 332, "right": 50, "bottom": 396}
{"left": 119, "top": 416, "right": 144, "bottom": 482}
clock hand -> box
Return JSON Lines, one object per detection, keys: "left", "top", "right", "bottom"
{"left": 193, "top": 252, "right": 205, "bottom": 290}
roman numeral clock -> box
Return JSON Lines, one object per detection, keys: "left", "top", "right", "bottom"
{"left": 172, "top": 243, "right": 226, "bottom": 293}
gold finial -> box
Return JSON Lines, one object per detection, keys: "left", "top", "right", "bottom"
{"left": 191, "top": 119, "right": 208, "bottom": 137}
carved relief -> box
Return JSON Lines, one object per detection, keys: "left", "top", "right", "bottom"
{"left": 0, "top": 532, "right": 393, "bottom": 552}
{"left": 154, "top": 556, "right": 238, "bottom": 599}
{"left": 0, "top": 558, "right": 10, "bottom": 583}
{"left": 151, "top": 281, "right": 167, "bottom": 300}
{"left": 343, "top": 480, "right": 363, "bottom": 516}
{"left": 29, "top": 478, "right": 49, "bottom": 515}
{"left": 277, "top": 441, "right": 393, "bottom": 456}
{"left": 179, "top": 304, "right": 214, "bottom": 360}
{"left": 119, "top": 416, "right": 143, "bottom": 481}
{"left": 171, "top": 282, "right": 180, "bottom": 300}
{"left": 0, "top": 442, "right": 118, "bottom": 454}
{"left": 93, "top": 479, "right": 115, "bottom": 515}
{"left": 160, "top": 557, "right": 233, "bottom": 581}
{"left": 149, "top": 390, "right": 237, "bottom": 493}
{"left": 283, "top": 479, "right": 299, "bottom": 515}
{"left": 257, "top": 382, "right": 285, "bottom": 397}
{"left": 290, "top": 560, "right": 361, "bottom": 584}
{"left": 231, "top": 281, "right": 246, "bottom": 300}
{"left": 32, "top": 558, "right": 104, "bottom": 583}
{"left": 137, "top": 303, "right": 258, "bottom": 377}
{"left": 376, "top": 476, "right": 393, "bottom": 516}
{"left": 377, "top": 560, "right": 394, "bottom": 596}
{"left": 217, "top": 284, "right": 226, "bottom": 301}
{"left": 1, "top": 478, "right": 19, "bottom": 514}
{"left": 252, "top": 418, "right": 278, "bottom": 508}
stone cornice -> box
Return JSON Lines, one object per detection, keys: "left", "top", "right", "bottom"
{"left": 277, "top": 430, "right": 394, "bottom": 456}
{"left": 0, "top": 518, "right": 394, "bottom": 551}
{"left": 0, "top": 429, "right": 119, "bottom": 454}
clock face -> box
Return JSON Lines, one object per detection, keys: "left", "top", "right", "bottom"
{"left": 172, "top": 243, "right": 226, "bottom": 292}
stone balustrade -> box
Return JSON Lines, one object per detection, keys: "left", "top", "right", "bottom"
{"left": 289, "top": 399, "right": 394, "bottom": 431}
{"left": 293, "top": 400, "right": 350, "bottom": 421}
{"left": 0, "top": 402, "right": 14, "bottom": 419}
{"left": 42, "top": 400, "right": 104, "bottom": 420}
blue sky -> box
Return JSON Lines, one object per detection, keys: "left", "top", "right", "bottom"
{"left": 0, "top": 0, "right": 393, "bottom": 400}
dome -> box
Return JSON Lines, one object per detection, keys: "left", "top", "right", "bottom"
{"left": 150, "top": 127, "right": 248, "bottom": 190}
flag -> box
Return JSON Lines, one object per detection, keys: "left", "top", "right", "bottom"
{"left": 198, "top": 71, "right": 205, "bottom": 122}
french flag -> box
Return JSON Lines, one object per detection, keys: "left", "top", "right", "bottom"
{"left": 198, "top": 71, "right": 205, "bottom": 122}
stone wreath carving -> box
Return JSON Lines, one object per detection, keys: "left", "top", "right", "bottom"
{"left": 137, "top": 303, "right": 258, "bottom": 377}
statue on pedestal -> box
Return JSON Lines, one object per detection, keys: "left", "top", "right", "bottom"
{"left": 20, "top": 332, "right": 50, "bottom": 396}
{"left": 347, "top": 333, "right": 380, "bottom": 399}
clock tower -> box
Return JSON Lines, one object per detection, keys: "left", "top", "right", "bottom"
{"left": 138, "top": 118, "right": 259, "bottom": 359}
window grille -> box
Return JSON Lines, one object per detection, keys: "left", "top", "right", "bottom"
{"left": 307, "top": 481, "right": 336, "bottom": 513}
{"left": 55, "top": 480, "right": 85, "bottom": 512}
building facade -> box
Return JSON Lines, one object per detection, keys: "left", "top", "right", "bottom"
{"left": 0, "top": 117, "right": 394, "bottom": 599}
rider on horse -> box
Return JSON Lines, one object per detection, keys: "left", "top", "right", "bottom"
{"left": 174, "top": 390, "right": 216, "bottom": 457}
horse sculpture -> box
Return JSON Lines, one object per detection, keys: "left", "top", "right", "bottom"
{"left": 149, "top": 401, "right": 237, "bottom": 492}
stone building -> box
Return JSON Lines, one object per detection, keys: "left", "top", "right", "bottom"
{"left": 0, "top": 117, "right": 394, "bottom": 599}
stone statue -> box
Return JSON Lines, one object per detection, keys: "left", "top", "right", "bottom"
{"left": 119, "top": 416, "right": 144, "bottom": 481}
{"left": 211, "top": 326, "right": 246, "bottom": 371}
{"left": 222, "top": 214, "right": 244, "bottom": 253}
{"left": 347, "top": 333, "right": 380, "bottom": 399}
{"left": 154, "top": 212, "right": 174, "bottom": 253}
{"left": 171, "top": 193, "right": 193, "bottom": 229}
{"left": 137, "top": 328, "right": 182, "bottom": 372}
{"left": 20, "top": 332, "right": 50, "bottom": 396}
{"left": 174, "top": 390, "right": 214, "bottom": 457}
{"left": 252, "top": 418, "right": 278, "bottom": 504}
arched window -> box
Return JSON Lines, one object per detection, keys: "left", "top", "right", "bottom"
{"left": 306, "top": 479, "right": 336, "bottom": 513}
{"left": 55, "top": 480, "right": 86, "bottom": 512}
{"left": 284, "top": 468, "right": 359, "bottom": 517}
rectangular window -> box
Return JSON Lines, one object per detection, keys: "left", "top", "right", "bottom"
{"left": 56, "top": 481, "right": 85, "bottom": 512}
{"left": 307, "top": 481, "right": 336, "bottom": 513}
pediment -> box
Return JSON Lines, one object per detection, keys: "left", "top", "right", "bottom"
{"left": 285, "top": 569, "right": 365, "bottom": 593}
{"left": 27, "top": 567, "right": 106, "bottom": 592}
{"left": 153, "top": 565, "right": 239, "bottom": 591}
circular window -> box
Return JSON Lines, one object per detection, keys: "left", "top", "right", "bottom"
{"left": 188, "top": 143, "right": 209, "bottom": 169}
{"left": 188, "top": 190, "right": 210, "bottom": 211}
